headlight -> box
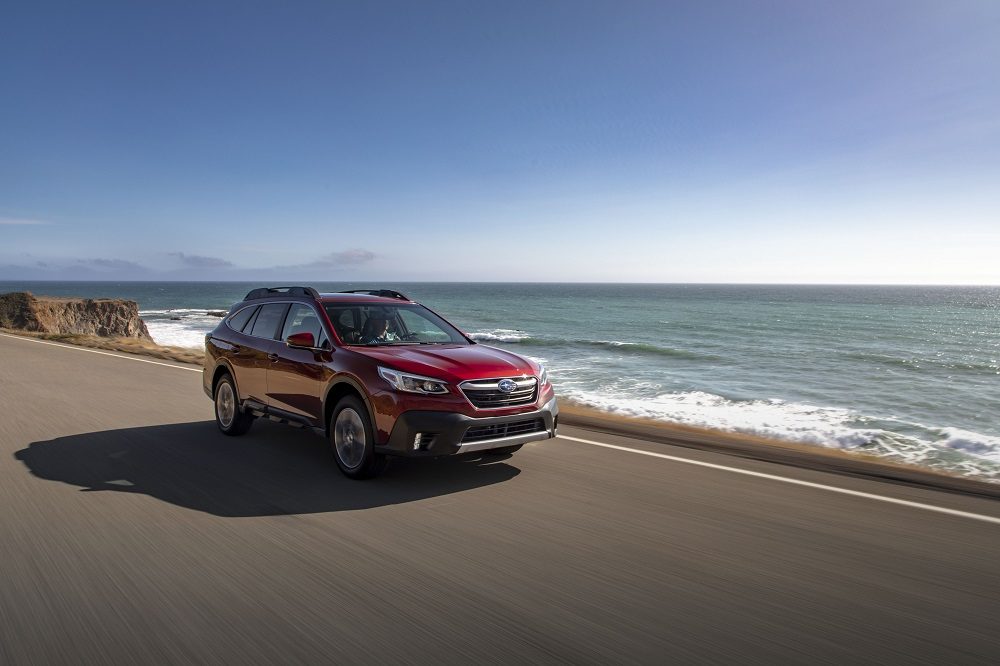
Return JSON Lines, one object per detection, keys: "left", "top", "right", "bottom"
{"left": 378, "top": 366, "right": 449, "bottom": 394}
{"left": 538, "top": 365, "right": 549, "bottom": 386}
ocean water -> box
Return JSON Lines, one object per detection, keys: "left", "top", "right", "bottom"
{"left": 4, "top": 281, "right": 999, "bottom": 481}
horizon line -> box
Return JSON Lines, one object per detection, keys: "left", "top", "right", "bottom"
{"left": 1, "top": 279, "right": 998, "bottom": 288}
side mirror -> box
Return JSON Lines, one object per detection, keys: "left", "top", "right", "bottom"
{"left": 286, "top": 332, "right": 316, "bottom": 349}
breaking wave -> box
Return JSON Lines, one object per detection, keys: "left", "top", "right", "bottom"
{"left": 560, "top": 387, "right": 1000, "bottom": 481}
{"left": 140, "top": 309, "right": 224, "bottom": 349}
{"left": 469, "top": 329, "right": 721, "bottom": 361}
{"left": 467, "top": 328, "right": 533, "bottom": 343}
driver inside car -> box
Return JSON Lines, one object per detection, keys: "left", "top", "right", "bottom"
{"left": 361, "top": 316, "right": 399, "bottom": 345}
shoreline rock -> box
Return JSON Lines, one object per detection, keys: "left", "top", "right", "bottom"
{"left": 0, "top": 292, "right": 152, "bottom": 340}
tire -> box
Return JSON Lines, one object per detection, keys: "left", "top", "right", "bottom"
{"left": 489, "top": 444, "right": 523, "bottom": 456}
{"left": 330, "top": 396, "right": 387, "bottom": 479}
{"left": 214, "top": 374, "right": 254, "bottom": 436}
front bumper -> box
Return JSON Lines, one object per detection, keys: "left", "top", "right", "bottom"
{"left": 379, "top": 397, "right": 559, "bottom": 457}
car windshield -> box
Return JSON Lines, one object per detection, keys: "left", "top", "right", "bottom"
{"left": 324, "top": 303, "right": 470, "bottom": 346}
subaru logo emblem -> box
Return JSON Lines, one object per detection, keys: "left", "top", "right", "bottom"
{"left": 497, "top": 379, "right": 517, "bottom": 393}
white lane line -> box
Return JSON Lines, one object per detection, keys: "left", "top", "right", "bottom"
{"left": 0, "top": 332, "right": 201, "bottom": 373}
{"left": 558, "top": 434, "right": 1000, "bottom": 526}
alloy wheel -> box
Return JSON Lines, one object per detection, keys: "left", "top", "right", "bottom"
{"left": 334, "top": 408, "right": 366, "bottom": 469}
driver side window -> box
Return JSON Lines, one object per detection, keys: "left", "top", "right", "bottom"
{"left": 281, "top": 303, "right": 324, "bottom": 343}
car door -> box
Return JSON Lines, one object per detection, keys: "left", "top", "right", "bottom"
{"left": 266, "top": 302, "right": 330, "bottom": 425}
{"left": 235, "top": 302, "right": 288, "bottom": 406}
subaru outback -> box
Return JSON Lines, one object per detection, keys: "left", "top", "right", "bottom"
{"left": 203, "top": 287, "right": 558, "bottom": 478}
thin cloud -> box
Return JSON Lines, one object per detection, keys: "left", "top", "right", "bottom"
{"left": 169, "top": 252, "right": 234, "bottom": 269}
{"left": 0, "top": 249, "right": 379, "bottom": 280}
{"left": 304, "top": 249, "right": 377, "bottom": 268}
{"left": 82, "top": 258, "right": 147, "bottom": 272}
{"left": 334, "top": 249, "right": 377, "bottom": 265}
{"left": 276, "top": 249, "right": 377, "bottom": 272}
{"left": 0, "top": 217, "right": 50, "bottom": 226}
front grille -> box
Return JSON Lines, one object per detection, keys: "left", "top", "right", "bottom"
{"left": 460, "top": 377, "right": 538, "bottom": 409}
{"left": 462, "top": 419, "right": 545, "bottom": 443}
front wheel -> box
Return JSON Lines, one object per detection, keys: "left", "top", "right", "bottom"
{"left": 214, "top": 374, "right": 254, "bottom": 436}
{"left": 330, "top": 396, "right": 387, "bottom": 479}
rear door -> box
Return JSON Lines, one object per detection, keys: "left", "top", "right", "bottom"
{"left": 267, "top": 303, "right": 330, "bottom": 425}
{"left": 235, "top": 302, "right": 288, "bottom": 406}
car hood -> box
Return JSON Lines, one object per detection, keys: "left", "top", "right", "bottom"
{"left": 349, "top": 344, "right": 538, "bottom": 383}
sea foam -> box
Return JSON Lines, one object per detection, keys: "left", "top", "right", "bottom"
{"left": 936, "top": 427, "right": 1000, "bottom": 461}
{"left": 563, "top": 388, "right": 880, "bottom": 449}
{"left": 468, "top": 328, "right": 533, "bottom": 342}
{"left": 559, "top": 386, "right": 1000, "bottom": 480}
{"left": 141, "top": 310, "right": 220, "bottom": 349}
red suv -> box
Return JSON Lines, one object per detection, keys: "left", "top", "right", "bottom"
{"left": 203, "top": 287, "right": 558, "bottom": 478}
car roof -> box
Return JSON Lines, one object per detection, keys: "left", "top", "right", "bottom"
{"left": 235, "top": 289, "right": 417, "bottom": 308}
{"left": 317, "top": 293, "right": 417, "bottom": 305}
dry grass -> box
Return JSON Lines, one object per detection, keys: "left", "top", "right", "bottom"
{"left": 0, "top": 328, "right": 204, "bottom": 365}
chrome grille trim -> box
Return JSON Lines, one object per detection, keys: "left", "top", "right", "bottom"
{"left": 460, "top": 376, "right": 538, "bottom": 409}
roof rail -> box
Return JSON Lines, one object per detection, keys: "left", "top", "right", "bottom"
{"left": 339, "top": 289, "right": 410, "bottom": 301}
{"left": 244, "top": 286, "right": 320, "bottom": 301}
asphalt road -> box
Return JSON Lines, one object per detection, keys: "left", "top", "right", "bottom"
{"left": 2, "top": 332, "right": 1000, "bottom": 665}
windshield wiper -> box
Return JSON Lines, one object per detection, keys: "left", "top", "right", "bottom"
{"left": 357, "top": 341, "right": 455, "bottom": 346}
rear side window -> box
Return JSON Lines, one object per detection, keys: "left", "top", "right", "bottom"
{"left": 242, "top": 307, "right": 260, "bottom": 333}
{"left": 249, "top": 303, "right": 289, "bottom": 339}
{"left": 227, "top": 305, "right": 257, "bottom": 332}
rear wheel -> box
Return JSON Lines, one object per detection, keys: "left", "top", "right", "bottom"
{"left": 214, "top": 374, "right": 254, "bottom": 436}
{"left": 330, "top": 396, "right": 387, "bottom": 479}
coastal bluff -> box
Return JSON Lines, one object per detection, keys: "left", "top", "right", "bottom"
{"left": 0, "top": 292, "right": 152, "bottom": 339}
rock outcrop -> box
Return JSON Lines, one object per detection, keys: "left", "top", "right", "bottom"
{"left": 0, "top": 292, "right": 152, "bottom": 339}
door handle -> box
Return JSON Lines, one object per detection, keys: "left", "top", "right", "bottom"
{"left": 231, "top": 344, "right": 242, "bottom": 354}
{"left": 267, "top": 353, "right": 279, "bottom": 362}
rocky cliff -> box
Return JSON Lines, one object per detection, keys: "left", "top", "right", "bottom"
{"left": 0, "top": 292, "right": 152, "bottom": 339}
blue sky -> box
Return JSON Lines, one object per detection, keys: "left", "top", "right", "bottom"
{"left": 1, "top": 1, "right": 998, "bottom": 283}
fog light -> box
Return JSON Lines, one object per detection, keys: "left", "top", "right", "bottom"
{"left": 413, "top": 433, "right": 422, "bottom": 450}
